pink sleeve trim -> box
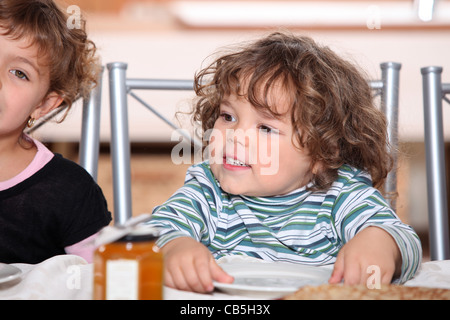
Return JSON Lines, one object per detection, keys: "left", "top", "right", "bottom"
{"left": 64, "top": 233, "right": 99, "bottom": 263}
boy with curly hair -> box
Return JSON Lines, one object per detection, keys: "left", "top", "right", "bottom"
{"left": 148, "top": 32, "right": 422, "bottom": 293}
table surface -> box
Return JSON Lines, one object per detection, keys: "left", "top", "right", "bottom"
{"left": 1, "top": 255, "right": 449, "bottom": 300}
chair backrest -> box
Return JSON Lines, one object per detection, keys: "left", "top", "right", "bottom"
{"left": 421, "top": 66, "right": 450, "bottom": 260}
{"left": 79, "top": 67, "right": 104, "bottom": 181}
{"left": 107, "top": 62, "right": 197, "bottom": 225}
{"left": 107, "top": 61, "right": 401, "bottom": 226}
{"left": 369, "top": 62, "right": 401, "bottom": 211}
{"left": 25, "top": 68, "right": 104, "bottom": 182}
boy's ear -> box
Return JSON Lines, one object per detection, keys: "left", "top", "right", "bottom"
{"left": 31, "top": 92, "right": 64, "bottom": 120}
{"left": 311, "top": 161, "right": 323, "bottom": 175}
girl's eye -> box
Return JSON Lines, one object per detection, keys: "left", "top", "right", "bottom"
{"left": 220, "top": 112, "right": 236, "bottom": 122}
{"left": 259, "top": 125, "right": 279, "bottom": 134}
{"left": 10, "top": 69, "right": 29, "bottom": 81}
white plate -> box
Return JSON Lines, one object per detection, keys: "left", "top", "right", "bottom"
{"left": 0, "top": 264, "right": 22, "bottom": 284}
{"left": 214, "top": 261, "right": 332, "bottom": 299}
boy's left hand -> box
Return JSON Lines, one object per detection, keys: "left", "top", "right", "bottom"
{"left": 328, "top": 226, "right": 401, "bottom": 285}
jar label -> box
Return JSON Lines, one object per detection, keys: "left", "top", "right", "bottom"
{"left": 106, "top": 259, "right": 139, "bottom": 300}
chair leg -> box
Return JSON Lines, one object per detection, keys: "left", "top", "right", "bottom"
{"left": 108, "top": 62, "right": 133, "bottom": 226}
{"left": 421, "top": 66, "right": 450, "bottom": 260}
{"left": 79, "top": 67, "right": 104, "bottom": 181}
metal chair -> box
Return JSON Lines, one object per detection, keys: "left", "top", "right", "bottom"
{"left": 25, "top": 67, "right": 104, "bottom": 182}
{"left": 78, "top": 67, "right": 104, "bottom": 181}
{"left": 107, "top": 61, "right": 401, "bottom": 226}
{"left": 421, "top": 66, "right": 450, "bottom": 260}
{"left": 107, "top": 62, "right": 201, "bottom": 225}
{"left": 369, "top": 62, "right": 401, "bottom": 211}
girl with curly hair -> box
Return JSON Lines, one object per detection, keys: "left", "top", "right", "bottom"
{"left": 0, "top": 0, "right": 111, "bottom": 263}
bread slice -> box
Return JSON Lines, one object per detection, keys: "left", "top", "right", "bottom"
{"left": 284, "top": 284, "right": 450, "bottom": 300}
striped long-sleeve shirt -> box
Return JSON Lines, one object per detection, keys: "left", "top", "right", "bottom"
{"left": 149, "top": 161, "right": 422, "bottom": 283}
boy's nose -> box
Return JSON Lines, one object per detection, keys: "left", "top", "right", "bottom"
{"left": 226, "top": 128, "right": 255, "bottom": 148}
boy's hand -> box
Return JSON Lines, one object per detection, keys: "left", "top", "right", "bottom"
{"left": 328, "top": 226, "right": 401, "bottom": 285}
{"left": 161, "top": 237, "right": 234, "bottom": 293}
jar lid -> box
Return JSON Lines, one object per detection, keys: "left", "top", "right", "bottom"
{"left": 116, "top": 226, "right": 160, "bottom": 243}
{"left": 94, "top": 214, "right": 160, "bottom": 247}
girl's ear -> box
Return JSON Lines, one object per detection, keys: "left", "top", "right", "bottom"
{"left": 31, "top": 92, "right": 64, "bottom": 120}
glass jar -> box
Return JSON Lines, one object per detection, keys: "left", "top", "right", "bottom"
{"left": 93, "top": 228, "right": 163, "bottom": 300}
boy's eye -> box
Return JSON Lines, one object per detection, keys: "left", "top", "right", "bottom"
{"left": 259, "top": 125, "right": 279, "bottom": 134}
{"left": 10, "top": 69, "right": 29, "bottom": 81}
{"left": 220, "top": 113, "right": 236, "bottom": 122}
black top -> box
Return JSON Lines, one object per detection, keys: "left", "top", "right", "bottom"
{"left": 0, "top": 154, "right": 112, "bottom": 263}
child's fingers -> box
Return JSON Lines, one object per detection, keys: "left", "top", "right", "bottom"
{"left": 343, "top": 261, "right": 363, "bottom": 285}
{"left": 328, "top": 251, "right": 344, "bottom": 284}
{"left": 210, "top": 259, "right": 234, "bottom": 285}
{"left": 181, "top": 254, "right": 220, "bottom": 293}
{"left": 163, "top": 268, "right": 175, "bottom": 288}
{"left": 168, "top": 265, "right": 191, "bottom": 292}
{"left": 192, "top": 256, "right": 215, "bottom": 292}
{"left": 182, "top": 269, "right": 208, "bottom": 292}
{"left": 381, "top": 264, "right": 396, "bottom": 285}
{"left": 337, "top": 249, "right": 365, "bottom": 285}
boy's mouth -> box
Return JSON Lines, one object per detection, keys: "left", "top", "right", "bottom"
{"left": 224, "top": 156, "right": 251, "bottom": 167}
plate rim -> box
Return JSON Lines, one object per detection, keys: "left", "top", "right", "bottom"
{"left": 214, "top": 261, "right": 332, "bottom": 295}
{"left": 0, "top": 264, "right": 22, "bottom": 284}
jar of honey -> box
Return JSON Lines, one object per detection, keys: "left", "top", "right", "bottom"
{"left": 93, "top": 227, "right": 163, "bottom": 300}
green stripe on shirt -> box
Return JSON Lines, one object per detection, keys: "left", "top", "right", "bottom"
{"left": 148, "top": 161, "right": 422, "bottom": 283}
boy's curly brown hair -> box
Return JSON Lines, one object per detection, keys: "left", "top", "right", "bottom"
{"left": 193, "top": 32, "right": 393, "bottom": 191}
{"left": 0, "top": 0, "right": 100, "bottom": 115}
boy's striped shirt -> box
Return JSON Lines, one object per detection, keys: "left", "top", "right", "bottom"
{"left": 149, "top": 161, "right": 422, "bottom": 283}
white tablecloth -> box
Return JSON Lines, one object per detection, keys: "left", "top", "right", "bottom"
{"left": 1, "top": 255, "right": 449, "bottom": 300}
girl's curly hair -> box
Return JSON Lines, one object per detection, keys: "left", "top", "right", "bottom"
{"left": 0, "top": 0, "right": 100, "bottom": 116}
{"left": 193, "top": 32, "right": 393, "bottom": 191}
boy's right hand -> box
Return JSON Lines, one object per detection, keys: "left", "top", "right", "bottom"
{"left": 161, "top": 237, "right": 234, "bottom": 293}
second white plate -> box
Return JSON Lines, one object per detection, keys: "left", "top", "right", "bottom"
{"left": 214, "top": 260, "right": 332, "bottom": 299}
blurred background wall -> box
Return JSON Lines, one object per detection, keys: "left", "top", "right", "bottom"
{"left": 35, "top": 0, "right": 450, "bottom": 257}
